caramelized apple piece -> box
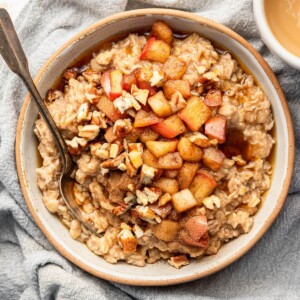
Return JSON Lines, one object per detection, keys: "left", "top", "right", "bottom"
{"left": 151, "top": 114, "right": 186, "bottom": 139}
{"left": 177, "top": 137, "right": 203, "bottom": 163}
{"left": 151, "top": 20, "right": 173, "bottom": 44}
{"left": 109, "top": 70, "right": 123, "bottom": 100}
{"left": 153, "top": 177, "right": 179, "bottom": 195}
{"left": 186, "top": 131, "right": 211, "bottom": 148}
{"left": 205, "top": 115, "right": 227, "bottom": 144}
{"left": 158, "top": 152, "right": 183, "bottom": 170}
{"left": 189, "top": 170, "right": 217, "bottom": 205}
{"left": 148, "top": 202, "right": 172, "bottom": 219}
{"left": 178, "top": 96, "right": 211, "bottom": 131}
{"left": 163, "top": 79, "right": 191, "bottom": 99}
{"left": 163, "top": 56, "right": 187, "bottom": 80}
{"left": 148, "top": 91, "right": 172, "bottom": 117}
{"left": 137, "top": 80, "right": 157, "bottom": 96}
{"left": 146, "top": 140, "right": 178, "bottom": 158}
{"left": 203, "top": 89, "right": 222, "bottom": 107}
{"left": 134, "top": 110, "right": 162, "bottom": 128}
{"left": 153, "top": 220, "right": 180, "bottom": 242}
{"left": 172, "top": 189, "right": 197, "bottom": 213}
{"left": 96, "top": 95, "right": 126, "bottom": 122}
{"left": 140, "top": 37, "right": 171, "bottom": 63}
{"left": 125, "top": 127, "right": 144, "bottom": 143}
{"left": 139, "top": 127, "right": 159, "bottom": 143}
{"left": 142, "top": 149, "right": 160, "bottom": 169}
{"left": 177, "top": 162, "right": 199, "bottom": 189}
{"left": 164, "top": 169, "right": 178, "bottom": 179}
{"left": 202, "top": 147, "right": 225, "bottom": 171}
{"left": 123, "top": 73, "right": 137, "bottom": 92}
{"left": 100, "top": 71, "right": 111, "bottom": 99}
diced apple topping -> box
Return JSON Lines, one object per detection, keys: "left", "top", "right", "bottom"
{"left": 140, "top": 37, "right": 171, "bottom": 63}
{"left": 151, "top": 20, "right": 173, "bottom": 44}
{"left": 177, "top": 137, "right": 203, "bottom": 163}
{"left": 163, "top": 79, "right": 191, "bottom": 99}
{"left": 163, "top": 56, "right": 187, "bottom": 80}
{"left": 96, "top": 95, "right": 126, "bottom": 122}
{"left": 139, "top": 127, "right": 159, "bottom": 143}
{"left": 158, "top": 152, "right": 183, "bottom": 170}
{"left": 186, "top": 131, "right": 211, "bottom": 148}
{"left": 178, "top": 96, "right": 211, "bottom": 131}
{"left": 202, "top": 147, "right": 225, "bottom": 171}
{"left": 205, "top": 115, "right": 227, "bottom": 144}
{"left": 189, "top": 170, "right": 217, "bottom": 205}
{"left": 158, "top": 193, "right": 172, "bottom": 206}
{"left": 153, "top": 220, "right": 180, "bottom": 242}
{"left": 203, "top": 89, "right": 222, "bottom": 107}
{"left": 109, "top": 70, "right": 123, "bottom": 100}
{"left": 148, "top": 91, "right": 172, "bottom": 118}
{"left": 172, "top": 189, "right": 197, "bottom": 213}
{"left": 146, "top": 140, "right": 178, "bottom": 158}
{"left": 177, "top": 162, "right": 199, "bottom": 190}
{"left": 153, "top": 177, "right": 179, "bottom": 195}
{"left": 134, "top": 110, "right": 162, "bottom": 128}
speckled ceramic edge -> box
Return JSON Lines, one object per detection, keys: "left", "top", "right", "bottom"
{"left": 15, "top": 9, "right": 295, "bottom": 286}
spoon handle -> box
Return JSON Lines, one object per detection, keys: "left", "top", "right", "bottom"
{"left": 0, "top": 8, "right": 72, "bottom": 172}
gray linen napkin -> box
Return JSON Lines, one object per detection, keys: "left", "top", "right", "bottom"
{"left": 0, "top": 0, "right": 300, "bottom": 299}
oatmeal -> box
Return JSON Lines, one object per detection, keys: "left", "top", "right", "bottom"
{"left": 34, "top": 20, "right": 274, "bottom": 268}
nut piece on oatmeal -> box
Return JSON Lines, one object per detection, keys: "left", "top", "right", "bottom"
{"left": 118, "top": 225, "right": 138, "bottom": 254}
{"left": 66, "top": 136, "right": 88, "bottom": 156}
{"left": 78, "top": 124, "right": 100, "bottom": 141}
{"left": 77, "top": 103, "right": 91, "bottom": 123}
{"left": 140, "top": 164, "right": 158, "bottom": 184}
{"left": 168, "top": 255, "right": 189, "bottom": 269}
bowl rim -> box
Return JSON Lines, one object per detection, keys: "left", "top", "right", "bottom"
{"left": 15, "top": 8, "right": 295, "bottom": 286}
{"left": 253, "top": 0, "right": 300, "bottom": 69}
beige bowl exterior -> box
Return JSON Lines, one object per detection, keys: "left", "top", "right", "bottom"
{"left": 16, "top": 9, "right": 294, "bottom": 286}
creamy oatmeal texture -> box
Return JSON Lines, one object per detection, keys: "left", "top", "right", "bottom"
{"left": 34, "top": 21, "right": 274, "bottom": 269}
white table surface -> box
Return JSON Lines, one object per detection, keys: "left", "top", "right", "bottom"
{"left": 0, "top": 0, "right": 29, "bottom": 20}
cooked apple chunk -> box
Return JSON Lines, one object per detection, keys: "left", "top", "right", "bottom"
{"left": 139, "top": 127, "right": 159, "bottom": 143}
{"left": 189, "top": 170, "right": 217, "bottom": 205}
{"left": 142, "top": 149, "right": 160, "bottom": 169}
{"left": 202, "top": 147, "right": 225, "bottom": 171}
{"left": 172, "top": 189, "right": 197, "bottom": 213}
{"left": 163, "top": 56, "right": 187, "bottom": 80}
{"left": 153, "top": 220, "right": 180, "bottom": 242}
{"left": 148, "top": 91, "right": 172, "bottom": 117}
{"left": 134, "top": 110, "right": 161, "bottom": 128}
{"left": 186, "top": 131, "right": 211, "bottom": 148}
{"left": 153, "top": 177, "right": 179, "bottom": 195}
{"left": 178, "top": 96, "right": 211, "bottom": 131}
{"left": 205, "top": 115, "right": 227, "bottom": 144}
{"left": 203, "top": 89, "right": 222, "bottom": 107}
{"left": 152, "top": 115, "right": 186, "bottom": 139}
{"left": 151, "top": 20, "right": 173, "bottom": 44}
{"left": 177, "top": 137, "right": 203, "bottom": 163}
{"left": 140, "top": 37, "right": 171, "bottom": 63}
{"left": 109, "top": 70, "right": 123, "bottom": 100}
{"left": 177, "top": 162, "right": 199, "bottom": 189}
{"left": 157, "top": 152, "right": 183, "bottom": 170}
{"left": 146, "top": 140, "right": 178, "bottom": 158}
{"left": 163, "top": 79, "right": 191, "bottom": 99}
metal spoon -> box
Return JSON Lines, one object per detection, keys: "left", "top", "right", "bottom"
{"left": 0, "top": 8, "right": 100, "bottom": 236}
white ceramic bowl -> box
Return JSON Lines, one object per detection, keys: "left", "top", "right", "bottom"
{"left": 253, "top": 0, "right": 300, "bottom": 69}
{"left": 16, "top": 9, "right": 294, "bottom": 285}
